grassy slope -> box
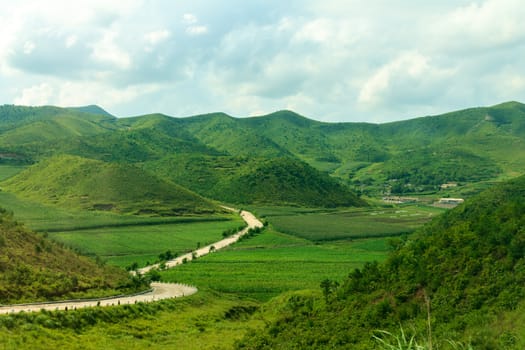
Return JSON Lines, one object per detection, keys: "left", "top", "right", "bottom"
{"left": 179, "top": 112, "right": 290, "bottom": 158}
{"left": 67, "top": 105, "right": 114, "bottom": 117}
{"left": 0, "top": 209, "right": 140, "bottom": 303}
{"left": 2, "top": 155, "right": 218, "bottom": 215}
{"left": 238, "top": 174, "right": 525, "bottom": 349}
{"left": 0, "top": 105, "right": 116, "bottom": 160}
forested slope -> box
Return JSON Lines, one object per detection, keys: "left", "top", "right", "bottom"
{"left": 238, "top": 175, "right": 525, "bottom": 349}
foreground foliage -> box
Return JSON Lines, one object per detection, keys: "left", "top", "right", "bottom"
{"left": 0, "top": 292, "right": 262, "bottom": 350}
{"left": 237, "top": 175, "right": 525, "bottom": 349}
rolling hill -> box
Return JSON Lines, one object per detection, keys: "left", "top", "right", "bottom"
{"left": 1, "top": 101, "right": 525, "bottom": 208}
{"left": 238, "top": 174, "right": 525, "bottom": 349}
{"left": 146, "top": 155, "right": 366, "bottom": 207}
{"left": 2, "top": 155, "right": 218, "bottom": 215}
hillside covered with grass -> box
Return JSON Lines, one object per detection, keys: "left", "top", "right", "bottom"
{"left": 2, "top": 102, "right": 525, "bottom": 206}
{"left": 237, "top": 174, "right": 525, "bottom": 349}
{"left": 2, "top": 155, "right": 218, "bottom": 215}
{"left": 0, "top": 208, "right": 144, "bottom": 303}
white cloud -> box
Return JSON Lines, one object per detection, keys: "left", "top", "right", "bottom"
{"left": 23, "top": 41, "right": 35, "bottom": 54}
{"left": 183, "top": 13, "right": 198, "bottom": 25}
{"left": 65, "top": 35, "right": 77, "bottom": 48}
{"left": 358, "top": 52, "right": 455, "bottom": 109}
{"left": 434, "top": 0, "right": 525, "bottom": 51}
{"left": 14, "top": 83, "right": 54, "bottom": 106}
{"left": 0, "top": 1, "right": 524, "bottom": 122}
{"left": 182, "top": 13, "right": 208, "bottom": 36}
{"left": 144, "top": 30, "right": 171, "bottom": 46}
{"left": 55, "top": 81, "right": 160, "bottom": 109}
{"left": 90, "top": 31, "right": 132, "bottom": 69}
{"left": 186, "top": 26, "right": 208, "bottom": 35}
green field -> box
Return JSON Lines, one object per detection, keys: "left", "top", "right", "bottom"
{"left": 0, "top": 165, "right": 27, "bottom": 180}
{"left": 0, "top": 191, "right": 231, "bottom": 232}
{"left": 0, "top": 188, "right": 245, "bottom": 269}
{"left": 50, "top": 217, "right": 245, "bottom": 268}
{"left": 160, "top": 228, "right": 392, "bottom": 301}
{"left": 252, "top": 205, "right": 444, "bottom": 241}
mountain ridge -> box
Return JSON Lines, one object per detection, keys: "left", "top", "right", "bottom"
{"left": 1, "top": 101, "right": 525, "bottom": 206}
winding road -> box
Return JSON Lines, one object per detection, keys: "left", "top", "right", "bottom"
{"left": 137, "top": 210, "right": 263, "bottom": 274}
{"left": 0, "top": 209, "right": 263, "bottom": 314}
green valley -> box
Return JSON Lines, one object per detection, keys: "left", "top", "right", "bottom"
{"left": 1, "top": 101, "right": 525, "bottom": 349}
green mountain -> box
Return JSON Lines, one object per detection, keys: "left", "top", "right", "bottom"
{"left": 0, "top": 105, "right": 117, "bottom": 162}
{"left": 2, "top": 101, "right": 525, "bottom": 208}
{"left": 68, "top": 105, "right": 114, "bottom": 117}
{"left": 2, "top": 155, "right": 218, "bottom": 215}
{"left": 238, "top": 175, "right": 525, "bottom": 349}
{"left": 238, "top": 104, "right": 525, "bottom": 194}
{"left": 146, "top": 155, "right": 366, "bottom": 207}
{"left": 178, "top": 112, "right": 290, "bottom": 157}
{"left": 0, "top": 208, "right": 142, "bottom": 303}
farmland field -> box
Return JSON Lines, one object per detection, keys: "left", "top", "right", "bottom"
{"left": 50, "top": 217, "right": 245, "bottom": 268}
{"left": 0, "top": 191, "right": 232, "bottom": 232}
{"left": 160, "top": 228, "right": 392, "bottom": 301}
{"left": 0, "top": 165, "right": 26, "bottom": 180}
{"left": 253, "top": 205, "right": 444, "bottom": 241}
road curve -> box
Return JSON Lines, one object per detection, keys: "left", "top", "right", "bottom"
{"left": 0, "top": 209, "right": 262, "bottom": 314}
{"left": 0, "top": 283, "right": 197, "bottom": 315}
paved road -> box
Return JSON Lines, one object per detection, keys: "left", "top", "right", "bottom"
{"left": 0, "top": 209, "right": 263, "bottom": 314}
{"left": 0, "top": 283, "right": 197, "bottom": 315}
{"left": 137, "top": 210, "right": 264, "bottom": 274}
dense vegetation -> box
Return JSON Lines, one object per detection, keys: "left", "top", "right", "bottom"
{"left": 1, "top": 101, "right": 525, "bottom": 348}
{"left": 0, "top": 208, "right": 145, "bottom": 303}
{"left": 145, "top": 155, "right": 364, "bottom": 207}
{"left": 237, "top": 175, "right": 525, "bottom": 349}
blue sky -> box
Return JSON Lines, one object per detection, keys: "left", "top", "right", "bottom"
{"left": 0, "top": 0, "right": 524, "bottom": 122}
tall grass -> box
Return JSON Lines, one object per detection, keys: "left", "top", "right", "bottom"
{"left": 373, "top": 328, "right": 474, "bottom": 350}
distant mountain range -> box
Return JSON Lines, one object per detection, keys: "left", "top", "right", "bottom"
{"left": 1, "top": 101, "right": 524, "bottom": 211}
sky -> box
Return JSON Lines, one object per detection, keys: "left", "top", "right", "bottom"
{"left": 0, "top": 0, "right": 524, "bottom": 123}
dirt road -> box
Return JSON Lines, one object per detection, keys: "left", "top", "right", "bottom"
{"left": 0, "top": 209, "right": 262, "bottom": 314}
